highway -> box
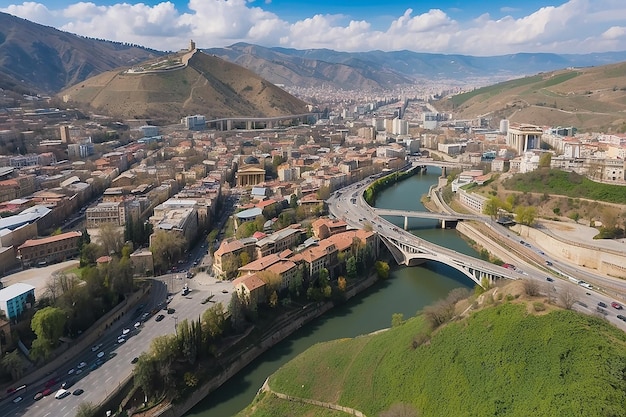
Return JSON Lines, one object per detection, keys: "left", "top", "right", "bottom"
{"left": 2, "top": 275, "right": 234, "bottom": 417}
{"left": 328, "top": 174, "right": 626, "bottom": 331}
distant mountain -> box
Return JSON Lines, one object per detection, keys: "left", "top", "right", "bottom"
{"left": 436, "top": 61, "right": 626, "bottom": 132}
{"left": 59, "top": 50, "right": 309, "bottom": 123}
{"left": 204, "top": 43, "right": 626, "bottom": 90}
{"left": 0, "top": 12, "right": 163, "bottom": 93}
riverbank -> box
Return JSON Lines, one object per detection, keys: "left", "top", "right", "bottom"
{"left": 145, "top": 273, "right": 381, "bottom": 417}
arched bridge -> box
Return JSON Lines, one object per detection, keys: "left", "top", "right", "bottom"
{"left": 328, "top": 172, "right": 520, "bottom": 287}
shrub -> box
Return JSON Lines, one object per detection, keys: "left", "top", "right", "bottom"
{"left": 533, "top": 302, "right": 546, "bottom": 312}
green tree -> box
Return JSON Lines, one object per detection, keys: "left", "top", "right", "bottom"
{"left": 80, "top": 242, "right": 102, "bottom": 267}
{"left": 150, "top": 230, "right": 187, "bottom": 273}
{"left": 346, "top": 256, "right": 357, "bottom": 279}
{"left": 31, "top": 306, "right": 66, "bottom": 347}
{"left": 1, "top": 350, "right": 26, "bottom": 381}
{"left": 134, "top": 354, "right": 160, "bottom": 400}
{"left": 202, "top": 302, "right": 226, "bottom": 342}
{"left": 239, "top": 251, "right": 250, "bottom": 267}
{"left": 317, "top": 185, "right": 331, "bottom": 200}
{"left": 375, "top": 260, "right": 390, "bottom": 279}
{"left": 289, "top": 194, "right": 298, "bottom": 209}
{"left": 391, "top": 313, "right": 405, "bottom": 327}
{"left": 269, "top": 290, "right": 279, "bottom": 308}
{"left": 228, "top": 292, "right": 246, "bottom": 332}
{"left": 538, "top": 152, "right": 552, "bottom": 168}
{"left": 515, "top": 205, "right": 537, "bottom": 226}
{"left": 482, "top": 196, "right": 501, "bottom": 218}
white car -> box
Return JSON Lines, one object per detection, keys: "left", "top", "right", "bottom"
{"left": 77, "top": 361, "right": 87, "bottom": 369}
{"left": 67, "top": 368, "right": 75, "bottom": 375}
{"left": 117, "top": 337, "right": 126, "bottom": 344}
{"left": 122, "top": 328, "right": 130, "bottom": 335}
{"left": 12, "top": 396, "right": 23, "bottom": 404}
{"left": 97, "top": 351, "right": 105, "bottom": 359}
{"left": 91, "top": 343, "right": 102, "bottom": 352}
{"left": 134, "top": 321, "right": 141, "bottom": 329}
{"left": 54, "top": 389, "right": 70, "bottom": 399}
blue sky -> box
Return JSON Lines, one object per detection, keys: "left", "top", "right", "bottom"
{"left": 2, "top": 0, "right": 626, "bottom": 55}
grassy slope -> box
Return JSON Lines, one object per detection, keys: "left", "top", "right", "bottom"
{"left": 502, "top": 169, "right": 626, "bottom": 204}
{"left": 247, "top": 303, "right": 626, "bottom": 417}
{"left": 439, "top": 61, "right": 626, "bottom": 132}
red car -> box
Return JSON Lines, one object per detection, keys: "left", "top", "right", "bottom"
{"left": 42, "top": 388, "right": 53, "bottom": 396}
{"left": 611, "top": 301, "right": 623, "bottom": 310}
{"left": 44, "top": 378, "right": 57, "bottom": 388}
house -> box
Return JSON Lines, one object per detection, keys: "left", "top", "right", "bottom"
{"left": 311, "top": 218, "right": 348, "bottom": 239}
{"left": 233, "top": 273, "right": 266, "bottom": 305}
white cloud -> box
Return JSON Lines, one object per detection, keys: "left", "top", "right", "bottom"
{"left": 2, "top": 0, "right": 626, "bottom": 55}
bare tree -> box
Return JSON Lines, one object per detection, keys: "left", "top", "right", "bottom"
{"left": 543, "top": 282, "right": 556, "bottom": 304}
{"left": 522, "top": 279, "right": 541, "bottom": 297}
{"left": 559, "top": 289, "right": 578, "bottom": 310}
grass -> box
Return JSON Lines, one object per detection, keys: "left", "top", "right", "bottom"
{"left": 448, "top": 75, "right": 543, "bottom": 107}
{"left": 237, "top": 391, "right": 345, "bottom": 417}
{"left": 255, "top": 302, "right": 626, "bottom": 417}
{"left": 503, "top": 169, "right": 626, "bottom": 204}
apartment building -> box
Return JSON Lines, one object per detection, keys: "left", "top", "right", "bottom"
{"left": 17, "top": 231, "right": 82, "bottom": 267}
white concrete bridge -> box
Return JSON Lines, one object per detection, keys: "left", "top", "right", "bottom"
{"left": 372, "top": 208, "right": 484, "bottom": 229}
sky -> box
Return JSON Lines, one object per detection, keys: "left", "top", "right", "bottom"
{"left": 2, "top": 0, "right": 626, "bottom": 56}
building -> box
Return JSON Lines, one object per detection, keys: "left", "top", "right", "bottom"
{"left": 507, "top": 124, "right": 543, "bottom": 155}
{"left": 0, "top": 283, "right": 36, "bottom": 320}
{"left": 149, "top": 199, "right": 199, "bottom": 246}
{"left": 181, "top": 115, "right": 206, "bottom": 130}
{"left": 255, "top": 226, "right": 303, "bottom": 257}
{"left": 86, "top": 201, "right": 128, "bottom": 227}
{"left": 17, "top": 231, "right": 82, "bottom": 267}
{"left": 236, "top": 165, "right": 266, "bottom": 187}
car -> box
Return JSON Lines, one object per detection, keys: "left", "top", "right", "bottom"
{"left": 55, "top": 389, "right": 71, "bottom": 399}
{"left": 6, "top": 387, "right": 15, "bottom": 394}
{"left": 42, "top": 388, "right": 52, "bottom": 396}
{"left": 75, "top": 369, "right": 83, "bottom": 375}
{"left": 155, "top": 314, "right": 165, "bottom": 322}
{"left": 33, "top": 392, "right": 44, "bottom": 401}
{"left": 546, "top": 277, "right": 554, "bottom": 282}
{"left": 97, "top": 351, "right": 105, "bottom": 358}
{"left": 598, "top": 301, "right": 608, "bottom": 308}
{"left": 222, "top": 289, "right": 228, "bottom": 293}
{"left": 167, "top": 308, "right": 176, "bottom": 314}
{"left": 12, "top": 396, "right": 23, "bottom": 404}
{"left": 122, "top": 328, "right": 130, "bottom": 335}
{"left": 141, "top": 312, "right": 150, "bottom": 321}
{"left": 617, "top": 314, "right": 626, "bottom": 322}
{"left": 117, "top": 337, "right": 126, "bottom": 344}
{"left": 73, "top": 389, "right": 84, "bottom": 396}
{"left": 545, "top": 261, "right": 553, "bottom": 266}
{"left": 611, "top": 301, "right": 623, "bottom": 310}
{"left": 91, "top": 343, "right": 102, "bottom": 352}
{"left": 77, "top": 361, "right": 87, "bottom": 369}
{"left": 596, "top": 306, "right": 608, "bottom": 315}
{"left": 131, "top": 357, "right": 139, "bottom": 364}
{"left": 44, "top": 378, "right": 57, "bottom": 388}
{"left": 67, "top": 368, "right": 75, "bottom": 375}
{"left": 134, "top": 321, "right": 141, "bottom": 329}
{"left": 61, "top": 379, "right": 75, "bottom": 389}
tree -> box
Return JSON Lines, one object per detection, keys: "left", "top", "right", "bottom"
{"left": 559, "top": 289, "right": 578, "bottom": 310}
{"left": 601, "top": 206, "right": 619, "bottom": 230}
{"left": 134, "top": 354, "right": 160, "bottom": 400}
{"left": 515, "top": 206, "right": 537, "bottom": 226}
{"left": 98, "top": 223, "right": 124, "bottom": 255}
{"left": 75, "top": 402, "right": 98, "bottom": 417}
{"left": 1, "top": 350, "right": 26, "bottom": 381}
{"left": 150, "top": 230, "right": 187, "bottom": 273}
{"left": 239, "top": 251, "right": 250, "bottom": 267}
{"left": 317, "top": 185, "right": 331, "bottom": 200}
{"left": 80, "top": 242, "right": 102, "bottom": 267}
{"left": 31, "top": 306, "right": 66, "bottom": 347}
{"left": 289, "top": 194, "right": 298, "bottom": 209}
{"left": 538, "top": 152, "right": 552, "bottom": 168}
{"left": 375, "top": 261, "right": 390, "bottom": 279}
{"left": 337, "top": 276, "right": 347, "bottom": 292}
{"left": 522, "top": 279, "right": 540, "bottom": 296}
{"left": 391, "top": 313, "right": 404, "bottom": 327}
{"left": 346, "top": 256, "right": 357, "bottom": 279}
{"left": 269, "top": 290, "right": 279, "bottom": 308}
{"left": 228, "top": 292, "right": 246, "bottom": 332}
{"left": 483, "top": 197, "right": 501, "bottom": 218}
{"left": 257, "top": 270, "right": 282, "bottom": 291}
{"left": 202, "top": 302, "right": 226, "bottom": 342}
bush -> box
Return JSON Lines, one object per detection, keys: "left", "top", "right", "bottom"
{"left": 533, "top": 302, "right": 546, "bottom": 312}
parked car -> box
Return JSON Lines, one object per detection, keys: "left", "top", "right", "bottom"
{"left": 546, "top": 277, "right": 554, "bottom": 282}
{"left": 33, "top": 392, "right": 44, "bottom": 401}
{"left": 12, "top": 396, "right": 23, "bottom": 404}
{"left": 155, "top": 314, "right": 165, "bottom": 322}
{"left": 73, "top": 389, "right": 84, "bottom": 396}
{"left": 55, "top": 389, "right": 70, "bottom": 399}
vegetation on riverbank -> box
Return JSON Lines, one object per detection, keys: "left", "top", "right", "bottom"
{"left": 240, "top": 286, "right": 626, "bottom": 417}
{"left": 363, "top": 166, "right": 416, "bottom": 206}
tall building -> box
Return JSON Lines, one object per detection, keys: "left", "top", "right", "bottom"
{"left": 60, "top": 125, "right": 71, "bottom": 143}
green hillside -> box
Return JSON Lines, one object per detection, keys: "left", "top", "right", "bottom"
{"left": 240, "top": 301, "right": 626, "bottom": 417}
{"left": 438, "top": 61, "right": 626, "bottom": 133}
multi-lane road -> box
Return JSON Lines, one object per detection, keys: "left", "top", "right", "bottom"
{"left": 328, "top": 174, "right": 626, "bottom": 331}
{"left": 2, "top": 274, "right": 234, "bottom": 417}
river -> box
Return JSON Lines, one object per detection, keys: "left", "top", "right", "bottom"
{"left": 186, "top": 167, "right": 478, "bottom": 416}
